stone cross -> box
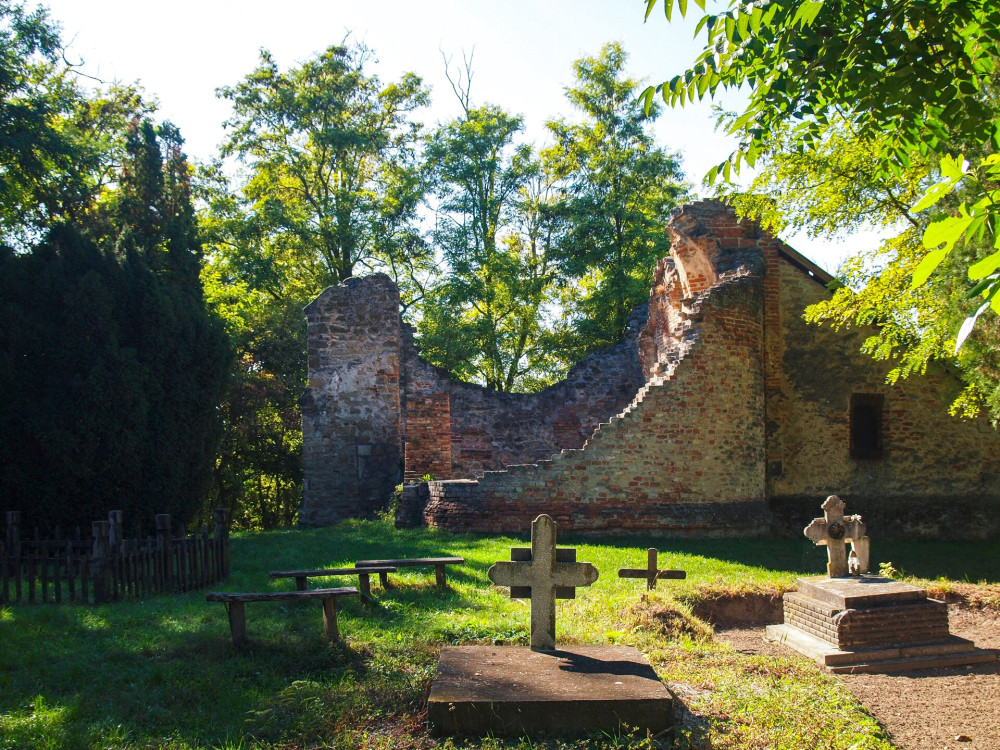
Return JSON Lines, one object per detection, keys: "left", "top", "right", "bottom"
{"left": 618, "top": 548, "right": 686, "bottom": 590}
{"left": 488, "top": 514, "right": 599, "bottom": 650}
{"left": 804, "top": 495, "right": 867, "bottom": 578}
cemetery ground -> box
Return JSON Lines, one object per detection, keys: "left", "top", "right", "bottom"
{"left": 1, "top": 521, "right": 999, "bottom": 750}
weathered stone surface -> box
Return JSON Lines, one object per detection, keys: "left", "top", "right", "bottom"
{"left": 427, "top": 645, "right": 673, "bottom": 736}
{"left": 803, "top": 495, "right": 866, "bottom": 578}
{"left": 765, "top": 624, "right": 995, "bottom": 673}
{"left": 794, "top": 575, "right": 927, "bottom": 610}
{"left": 299, "top": 274, "right": 403, "bottom": 525}
{"left": 767, "top": 238, "right": 1000, "bottom": 538}
{"left": 488, "top": 514, "right": 598, "bottom": 650}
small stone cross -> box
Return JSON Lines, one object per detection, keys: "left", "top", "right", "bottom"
{"left": 488, "top": 514, "right": 599, "bottom": 650}
{"left": 618, "top": 548, "right": 686, "bottom": 590}
{"left": 804, "top": 495, "right": 866, "bottom": 578}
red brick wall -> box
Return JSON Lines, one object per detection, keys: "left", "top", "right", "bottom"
{"left": 404, "top": 392, "right": 453, "bottom": 481}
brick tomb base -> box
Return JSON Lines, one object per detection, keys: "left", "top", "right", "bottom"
{"left": 766, "top": 575, "right": 996, "bottom": 673}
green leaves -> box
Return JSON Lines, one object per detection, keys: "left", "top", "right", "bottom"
{"left": 969, "top": 249, "right": 1000, "bottom": 281}
{"left": 645, "top": 0, "right": 705, "bottom": 22}
{"left": 217, "top": 42, "right": 430, "bottom": 290}
{"left": 911, "top": 155, "right": 969, "bottom": 212}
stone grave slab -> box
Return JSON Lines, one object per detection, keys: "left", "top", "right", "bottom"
{"left": 767, "top": 497, "right": 996, "bottom": 673}
{"left": 794, "top": 574, "right": 927, "bottom": 609}
{"left": 427, "top": 645, "right": 673, "bottom": 736}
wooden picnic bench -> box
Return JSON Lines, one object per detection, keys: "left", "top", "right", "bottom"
{"left": 354, "top": 557, "right": 464, "bottom": 588}
{"left": 206, "top": 587, "right": 358, "bottom": 647}
{"left": 268, "top": 566, "right": 396, "bottom": 599}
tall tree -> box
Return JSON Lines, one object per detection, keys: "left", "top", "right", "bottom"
{"left": 419, "top": 58, "right": 562, "bottom": 392}
{"left": 216, "top": 42, "right": 431, "bottom": 300}
{"left": 0, "top": 1, "right": 152, "bottom": 246}
{"left": 546, "top": 42, "right": 689, "bottom": 356}
{"left": 201, "top": 42, "right": 433, "bottom": 526}
{"left": 0, "top": 118, "right": 230, "bottom": 528}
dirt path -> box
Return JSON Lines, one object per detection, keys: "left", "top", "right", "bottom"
{"left": 717, "top": 606, "right": 1000, "bottom": 749}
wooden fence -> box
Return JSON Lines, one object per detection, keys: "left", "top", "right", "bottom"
{"left": 0, "top": 509, "right": 230, "bottom": 605}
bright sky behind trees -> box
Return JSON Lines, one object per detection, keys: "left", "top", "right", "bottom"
{"left": 42, "top": 0, "right": 876, "bottom": 272}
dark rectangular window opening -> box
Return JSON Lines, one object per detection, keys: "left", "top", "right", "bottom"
{"left": 850, "top": 393, "right": 884, "bottom": 459}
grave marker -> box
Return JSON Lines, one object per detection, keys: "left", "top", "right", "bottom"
{"left": 803, "top": 495, "right": 866, "bottom": 578}
{"left": 767, "top": 495, "right": 995, "bottom": 673}
{"left": 488, "top": 514, "right": 598, "bottom": 650}
{"left": 618, "top": 548, "right": 686, "bottom": 590}
{"left": 429, "top": 513, "right": 673, "bottom": 736}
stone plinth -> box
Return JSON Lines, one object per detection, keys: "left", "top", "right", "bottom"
{"left": 427, "top": 645, "right": 673, "bottom": 736}
{"left": 767, "top": 575, "right": 996, "bottom": 673}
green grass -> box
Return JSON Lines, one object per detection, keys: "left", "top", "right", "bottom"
{"left": 1, "top": 520, "right": 997, "bottom": 749}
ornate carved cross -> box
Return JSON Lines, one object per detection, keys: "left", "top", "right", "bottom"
{"left": 488, "top": 514, "right": 599, "bottom": 650}
{"left": 804, "top": 495, "right": 866, "bottom": 578}
{"left": 618, "top": 548, "right": 686, "bottom": 590}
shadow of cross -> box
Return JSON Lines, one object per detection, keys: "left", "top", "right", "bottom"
{"left": 488, "top": 514, "right": 599, "bottom": 651}
{"left": 804, "top": 495, "right": 866, "bottom": 578}
{"left": 618, "top": 548, "right": 686, "bottom": 590}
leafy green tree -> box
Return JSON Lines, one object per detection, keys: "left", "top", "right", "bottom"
{"left": 200, "top": 261, "right": 304, "bottom": 530}
{"left": 642, "top": 0, "right": 1000, "bottom": 348}
{"left": 725, "top": 114, "right": 1000, "bottom": 417}
{"left": 419, "top": 59, "right": 563, "bottom": 392}
{"left": 547, "top": 42, "right": 689, "bottom": 356}
{"left": 0, "top": 2, "right": 153, "bottom": 246}
{"left": 201, "top": 42, "right": 434, "bottom": 526}
{"left": 216, "top": 42, "right": 431, "bottom": 299}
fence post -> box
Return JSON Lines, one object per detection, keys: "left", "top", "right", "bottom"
{"left": 7, "top": 512, "right": 21, "bottom": 602}
{"left": 155, "top": 514, "right": 172, "bottom": 594}
{"left": 107, "top": 511, "right": 122, "bottom": 549}
{"left": 108, "top": 511, "right": 123, "bottom": 600}
{"left": 91, "top": 521, "right": 110, "bottom": 604}
{"left": 213, "top": 509, "right": 230, "bottom": 579}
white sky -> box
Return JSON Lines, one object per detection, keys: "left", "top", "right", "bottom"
{"left": 42, "top": 0, "right": 879, "bottom": 273}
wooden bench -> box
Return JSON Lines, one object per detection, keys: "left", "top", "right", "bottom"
{"left": 268, "top": 566, "right": 396, "bottom": 599}
{"left": 354, "top": 557, "right": 465, "bottom": 588}
{"left": 206, "top": 587, "right": 358, "bottom": 647}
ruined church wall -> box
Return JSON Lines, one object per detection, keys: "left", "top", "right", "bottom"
{"left": 401, "top": 312, "right": 646, "bottom": 481}
{"left": 299, "top": 275, "right": 403, "bottom": 525}
{"left": 422, "top": 269, "right": 770, "bottom": 536}
{"left": 299, "top": 274, "right": 646, "bottom": 523}
{"left": 768, "top": 257, "right": 1000, "bottom": 537}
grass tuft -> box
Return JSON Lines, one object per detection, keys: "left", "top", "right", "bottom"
{"left": 626, "top": 594, "right": 714, "bottom": 642}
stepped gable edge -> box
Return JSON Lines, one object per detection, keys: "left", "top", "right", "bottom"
{"left": 422, "top": 200, "right": 772, "bottom": 535}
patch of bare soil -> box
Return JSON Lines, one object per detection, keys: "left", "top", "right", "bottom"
{"left": 717, "top": 606, "right": 1000, "bottom": 750}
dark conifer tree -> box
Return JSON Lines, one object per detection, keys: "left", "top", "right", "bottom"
{"left": 0, "top": 118, "right": 230, "bottom": 530}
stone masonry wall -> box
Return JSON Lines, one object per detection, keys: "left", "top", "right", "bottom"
{"left": 299, "top": 274, "right": 403, "bottom": 525}
{"left": 422, "top": 202, "right": 772, "bottom": 535}
{"left": 400, "top": 311, "right": 646, "bottom": 480}
{"left": 300, "top": 276, "right": 645, "bottom": 523}
{"left": 767, "top": 254, "right": 1000, "bottom": 537}
{"left": 302, "top": 200, "right": 1000, "bottom": 536}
